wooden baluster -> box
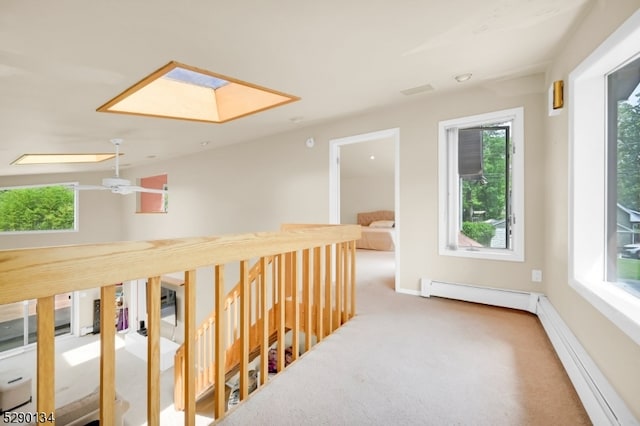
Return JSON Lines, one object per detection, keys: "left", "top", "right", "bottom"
{"left": 226, "top": 301, "right": 231, "bottom": 349}
{"left": 146, "top": 276, "right": 161, "bottom": 426}
{"left": 234, "top": 293, "right": 239, "bottom": 341}
{"left": 277, "top": 254, "right": 286, "bottom": 373}
{"left": 259, "top": 256, "right": 268, "bottom": 386}
{"left": 174, "top": 349, "right": 184, "bottom": 411}
{"left": 196, "top": 330, "right": 202, "bottom": 394}
{"left": 350, "top": 240, "right": 356, "bottom": 319}
{"left": 314, "top": 246, "right": 323, "bottom": 342}
{"left": 335, "top": 243, "right": 343, "bottom": 327}
{"left": 239, "top": 260, "right": 250, "bottom": 401}
{"left": 324, "top": 245, "right": 332, "bottom": 336}
{"left": 36, "top": 296, "right": 55, "bottom": 422}
{"left": 100, "top": 285, "right": 116, "bottom": 426}
{"left": 214, "top": 265, "right": 226, "bottom": 419}
{"left": 291, "top": 251, "right": 299, "bottom": 362}
{"left": 271, "top": 256, "right": 277, "bottom": 330}
{"left": 343, "top": 242, "right": 349, "bottom": 323}
{"left": 209, "top": 319, "right": 215, "bottom": 386}
{"left": 184, "top": 270, "right": 196, "bottom": 426}
{"left": 303, "top": 249, "right": 312, "bottom": 352}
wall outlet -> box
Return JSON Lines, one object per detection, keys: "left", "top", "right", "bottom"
{"left": 531, "top": 269, "right": 543, "bottom": 282}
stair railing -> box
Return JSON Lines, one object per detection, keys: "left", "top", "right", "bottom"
{"left": 173, "top": 256, "right": 275, "bottom": 410}
{"left": 0, "top": 224, "right": 360, "bottom": 426}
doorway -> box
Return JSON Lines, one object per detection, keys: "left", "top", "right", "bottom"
{"left": 329, "top": 128, "right": 400, "bottom": 291}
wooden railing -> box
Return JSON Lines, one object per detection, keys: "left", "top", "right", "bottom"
{"left": 174, "top": 224, "right": 360, "bottom": 414}
{"left": 173, "top": 256, "right": 276, "bottom": 410}
{"left": 0, "top": 224, "right": 360, "bottom": 425}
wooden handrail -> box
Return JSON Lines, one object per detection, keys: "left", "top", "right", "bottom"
{"left": 0, "top": 225, "right": 360, "bottom": 305}
{"left": 0, "top": 224, "right": 360, "bottom": 425}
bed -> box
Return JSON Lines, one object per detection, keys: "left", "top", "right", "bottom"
{"left": 355, "top": 210, "right": 396, "bottom": 251}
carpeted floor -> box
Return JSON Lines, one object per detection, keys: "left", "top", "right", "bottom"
{"left": 0, "top": 249, "right": 590, "bottom": 425}
{"left": 217, "top": 249, "right": 591, "bottom": 426}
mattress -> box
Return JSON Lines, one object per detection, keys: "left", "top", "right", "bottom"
{"left": 356, "top": 227, "right": 395, "bottom": 251}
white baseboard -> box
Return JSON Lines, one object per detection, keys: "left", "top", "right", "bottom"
{"left": 395, "top": 287, "right": 420, "bottom": 296}
{"left": 420, "top": 278, "right": 539, "bottom": 313}
{"left": 537, "top": 296, "right": 638, "bottom": 426}
{"left": 417, "top": 278, "right": 638, "bottom": 425}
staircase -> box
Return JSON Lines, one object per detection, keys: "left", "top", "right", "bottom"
{"left": 174, "top": 257, "right": 278, "bottom": 409}
{"left": 174, "top": 236, "right": 357, "bottom": 417}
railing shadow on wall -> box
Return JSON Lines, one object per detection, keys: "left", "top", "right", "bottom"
{"left": 0, "top": 224, "right": 360, "bottom": 426}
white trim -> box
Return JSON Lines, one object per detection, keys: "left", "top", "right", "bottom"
{"left": 420, "top": 278, "right": 538, "bottom": 313}
{"left": 569, "top": 8, "right": 640, "bottom": 346}
{"left": 395, "top": 288, "right": 420, "bottom": 297}
{"left": 71, "top": 291, "right": 81, "bottom": 336}
{"left": 329, "top": 128, "right": 401, "bottom": 292}
{"left": 537, "top": 297, "right": 638, "bottom": 426}
{"left": 437, "top": 107, "right": 525, "bottom": 262}
{"left": 417, "top": 281, "right": 638, "bottom": 425}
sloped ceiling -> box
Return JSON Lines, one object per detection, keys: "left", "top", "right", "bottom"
{"left": 0, "top": 0, "right": 592, "bottom": 177}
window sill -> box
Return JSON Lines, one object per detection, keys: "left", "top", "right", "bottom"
{"left": 440, "top": 247, "right": 524, "bottom": 262}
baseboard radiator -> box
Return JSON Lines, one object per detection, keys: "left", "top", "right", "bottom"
{"left": 420, "top": 278, "right": 638, "bottom": 426}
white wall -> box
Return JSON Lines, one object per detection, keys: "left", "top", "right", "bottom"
{"left": 340, "top": 175, "right": 394, "bottom": 224}
{"left": 543, "top": 1, "right": 640, "bottom": 418}
{"left": 116, "top": 74, "right": 546, "bottom": 329}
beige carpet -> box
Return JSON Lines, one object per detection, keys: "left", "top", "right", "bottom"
{"left": 217, "top": 249, "right": 590, "bottom": 426}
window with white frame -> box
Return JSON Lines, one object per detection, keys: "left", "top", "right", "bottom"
{"left": 570, "top": 9, "right": 640, "bottom": 345}
{"left": 607, "top": 55, "right": 640, "bottom": 298}
{"left": 438, "top": 107, "right": 524, "bottom": 262}
{"left": 0, "top": 183, "right": 78, "bottom": 233}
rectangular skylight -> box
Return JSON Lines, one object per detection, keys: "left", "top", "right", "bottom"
{"left": 97, "top": 61, "right": 299, "bottom": 123}
{"left": 12, "top": 153, "right": 116, "bottom": 165}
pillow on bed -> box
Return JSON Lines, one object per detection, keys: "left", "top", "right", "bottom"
{"left": 369, "top": 220, "right": 395, "bottom": 228}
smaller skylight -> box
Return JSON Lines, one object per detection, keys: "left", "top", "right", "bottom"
{"left": 97, "top": 61, "right": 299, "bottom": 123}
{"left": 12, "top": 153, "right": 116, "bottom": 165}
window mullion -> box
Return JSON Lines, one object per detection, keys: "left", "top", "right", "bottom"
{"left": 447, "top": 128, "right": 460, "bottom": 249}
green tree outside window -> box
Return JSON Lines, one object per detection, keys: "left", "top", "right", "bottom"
{"left": 0, "top": 185, "right": 76, "bottom": 232}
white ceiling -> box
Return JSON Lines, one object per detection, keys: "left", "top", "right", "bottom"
{"left": 0, "top": 0, "right": 592, "bottom": 178}
{"left": 340, "top": 138, "right": 395, "bottom": 179}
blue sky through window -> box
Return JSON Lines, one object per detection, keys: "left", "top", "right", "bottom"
{"left": 163, "top": 67, "right": 229, "bottom": 89}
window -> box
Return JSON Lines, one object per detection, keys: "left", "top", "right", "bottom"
{"left": 0, "top": 183, "right": 77, "bottom": 233}
{"left": 607, "top": 55, "right": 640, "bottom": 298}
{"left": 137, "top": 174, "right": 168, "bottom": 213}
{"left": 0, "top": 293, "right": 72, "bottom": 353}
{"left": 438, "top": 107, "right": 524, "bottom": 261}
{"left": 570, "top": 9, "right": 640, "bottom": 345}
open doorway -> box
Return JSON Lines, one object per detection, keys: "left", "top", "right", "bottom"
{"left": 329, "top": 128, "right": 399, "bottom": 291}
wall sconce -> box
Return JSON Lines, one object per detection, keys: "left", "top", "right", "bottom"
{"left": 548, "top": 79, "right": 564, "bottom": 116}
{"left": 553, "top": 80, "right": 564, "bottom": 109}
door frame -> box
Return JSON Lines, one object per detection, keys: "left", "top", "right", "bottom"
{"left": 329, "top": 127, "right": 400, "bottom": 291}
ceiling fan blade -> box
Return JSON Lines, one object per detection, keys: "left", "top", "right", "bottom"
{"left": 128, "top": 186, "right": 167, "bottom": 194}
{"left": 73, "top": 184, "right": 110, "bottom": 191}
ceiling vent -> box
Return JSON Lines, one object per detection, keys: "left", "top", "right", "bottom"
{"left": 400, "top": 84, "right": 435, "bottom": 96}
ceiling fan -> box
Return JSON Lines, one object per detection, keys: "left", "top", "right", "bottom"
{"left": 75, "top": 138, "right": 166, "bottom": 195}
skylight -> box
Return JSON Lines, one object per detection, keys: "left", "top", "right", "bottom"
{"left": 97, "top": 61, "right": 299, "bottom": 123}
{"left": 12, "top": 153, "right": 116, "bottom": 165}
